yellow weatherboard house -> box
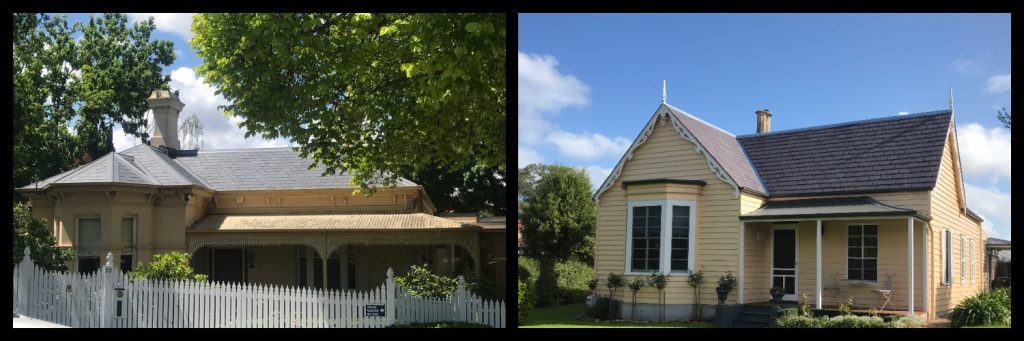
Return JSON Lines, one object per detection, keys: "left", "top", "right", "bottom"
{"left": 17, "top": 90, "right": 506, "bottom": 291}
{"left": 592, "top": 89, "right": 986, "bottom": 324}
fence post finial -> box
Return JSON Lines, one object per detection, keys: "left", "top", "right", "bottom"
{"left": 385, "top": 267, "right": 396, "bottom": 326}
{"left": 23, "top": 246, "right": 30, "bottom": 260}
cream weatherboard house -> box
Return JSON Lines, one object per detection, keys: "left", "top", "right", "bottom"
{"left": 17, "top": 90, "right": 501, "bottom": 291}
{"left": 592, "top": 94, "right": 987, "bottom": 324}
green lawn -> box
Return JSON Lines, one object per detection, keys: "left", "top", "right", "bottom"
{"left": 519, "top": 304, "right": 714, "bottom": 328}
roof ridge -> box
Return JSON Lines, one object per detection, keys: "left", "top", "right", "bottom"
{"left": 116, "top": 153, "right": 162, "bottom": 185}
{"left": 736, "top": 109, "right": 951, "bottom": 139}
{"left": 665, "top": 104, "right": 736, "bottom": 137}
{"left": 140, "top": 145, "right": 195, "bottom": 185}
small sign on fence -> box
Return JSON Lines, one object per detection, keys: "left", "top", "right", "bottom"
{"left": 364, "top": 304, "right": 386, "bottom": 317}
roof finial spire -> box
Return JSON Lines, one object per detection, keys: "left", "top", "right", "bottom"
{"left": 949, "top": 87, "right": 955, "bottom": 116}
{"left": 661, "top": 80, "right": 666, "bottom": 104}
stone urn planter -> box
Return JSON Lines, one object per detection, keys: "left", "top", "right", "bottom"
{"left": 770, "top": 287, "right": 786, "bottom": 304}
{"left": 716, "top": 288, "right": 731, "bottom": 304}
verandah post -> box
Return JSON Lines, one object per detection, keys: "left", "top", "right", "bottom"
{"left": 385, "top": 267, "right": 396, "bottom": 326}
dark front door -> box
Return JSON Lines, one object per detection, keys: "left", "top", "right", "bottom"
{"left": 212, "top": 248, "right": 244, "bottom": 283}
{"left": 772, "top": 228, "right": 797, "bottom": 301}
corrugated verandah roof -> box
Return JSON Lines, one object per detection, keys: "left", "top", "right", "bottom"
{"left": 739, "top": 196, "right": 930, "bottom": 221}
{"left": 189, "top": 213, "right": 475, "bottom": 232}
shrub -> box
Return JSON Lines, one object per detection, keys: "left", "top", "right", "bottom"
{"left": 949, "top": 289, "right": 1011, "bottom": 327}
{"left": 13, "top": 202, "right": 74, "bottom": 271}
{"left": 517, "top": 279, "right": 534, "bottom": 322}
{"left": 825, "top": 315, "right": 888, "bottom": 328}
{"left": 589, "top": 296, "right": 612, "bottom": 320}
{"left": 716, "top": 271, "right": 736, "bottom": 291}
{"left": 128, "top": 251, "right": 207, "bottom": 282}
{"left": 890, "top": 315, "right": 927, "bottom": 328}
{"left": 395, "top": 264, "right": 459, "bottom": 299}
{"left": 466, "top": 278, "right": 505, "bottom": 301}
{"left": 518, "top": 257, "right": 594, "bottom": 304}
{"left": 388, "top": 322, "right": 491, "bottom": 328}
{"left": 773, "top": 315, "right": 824, "bottom": 328}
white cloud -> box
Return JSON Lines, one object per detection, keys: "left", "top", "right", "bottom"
{"left": 964, "top": 182, "right": 1011, "bottom": 240}
{"left": 518, "top": 52, "right": 590, "bottom": 145}
{"left": 897, "top": 111, "right": 909, "bottom": 116}
{"left": 115, "top": 66, "right": 290, "bottom": 151}
{"left": 951, "top": 59, "right": 983, "bottom": 75}
{"left": 518, "top": 146, "right": 544, "bottom": 169}
{"left": 986, "top": 74, "right": 1011, "bottom": 93}
{"left": 547, "top": 131, "right": 631, "bottom": 161}
{"left": 585, "top": 165, "right": 613, "bottom": 190}
{"left": 126, "top": 13, "right": 195, "bottom": 40}
{"left": 957, "top": 123, "right": 1011, "bottom": 179}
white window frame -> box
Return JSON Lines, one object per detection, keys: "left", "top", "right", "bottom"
{"left": 845, "top": 223, "right": 879, "bottom": 283}
{"left": 625, "top": 200, "right": 697, "bottom": 276}
{"left": 942, "top": 229, "right": 951, "bottom": 286}
{"left": 960, "top": 234, "right": 966, "bottom": 285}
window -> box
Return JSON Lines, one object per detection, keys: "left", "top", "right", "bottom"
{"left": 942, "top": 230, "right": 952, "bottom": 285}
{"left": 120, "top": 217, "right": 136, "bottom": 273}
{"left": 847, "top": 224, "right": 878, "bottom": 281}
{"left": 960, "top": 235, "right": 966, "bottom": 285}
{"left": 626, "top": 200, "right": 696, "bottom": 275}
{"left": 77, "top": 218, "right": 101, "bottom": 274}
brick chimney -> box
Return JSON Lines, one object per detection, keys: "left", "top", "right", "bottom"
{"left": 146, "top": 89, "right": 184, "bottom": 149}
{"left": 756, "top": 109, "right": 772, "bottom": 133}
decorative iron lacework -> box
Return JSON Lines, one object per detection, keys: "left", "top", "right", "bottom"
{"left": 594, "top": 105, "right": 741, "bottom": 202}
{"left": 186, "top": 231, "right": 479, "bottom": 261}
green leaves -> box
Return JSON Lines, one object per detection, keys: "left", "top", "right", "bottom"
{"left": 191, "top": 13, "right": 505, "bottom": 190}
{"left": 127, "top": 251, "right": 208, "bottom": 282}
{"left": 394, "top": 264, "right": 459, "bottom": 299}
{"left": 521, "top": 165, "right": 596, "bottom": 263}
{"left": 13, "top": 203, "right": 74, "bottom": 271}
{"left": 13, "top": 13, "right": 174, "bottom": 195}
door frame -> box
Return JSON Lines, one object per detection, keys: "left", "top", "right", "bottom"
{"left": 770, "top": 223, "right": 799, "bottom": 301}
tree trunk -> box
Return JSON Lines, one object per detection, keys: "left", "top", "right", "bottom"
{"left": 535, "top": 258, "right": 558, "bottom": 307}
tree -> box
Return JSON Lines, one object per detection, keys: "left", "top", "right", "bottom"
{"left": 997, "top": 107, "right": 1011, "bottom": 129}
{"left": 13, "top": 13, "right": 175, "bottom": 197}
{"left": 605, "top": 273, "right": 624, "bottom": 319}
{"left": 191, "top": 13, "right": 505, "bottom": 191}
{"left": 520, "top": 165, "right": 596, "bottom": 306}
{"left": 517, "top": 163, "right": 549, "bottom": 204}
{"left": 127, "top": 251, "right": 207, "bottom": 282}
{"left": 687, "top": 270, "right": 705, "bottom": 321}
{"left": 627, "top": 277, "right": 645, "bottom": 320}
{"left": 13, "top": 202, "right": 74, "bottom": 271}
{"left": 403, "top": 163, "right": 506, "bottom": 216}
{"left": 648, "top": 273, "right": 667, "bottom": 322}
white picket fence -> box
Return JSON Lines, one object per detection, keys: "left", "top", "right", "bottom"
{"left": 13, "top": 248, "right": 504, "bottom": 328}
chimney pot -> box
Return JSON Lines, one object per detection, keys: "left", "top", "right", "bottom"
{"left": 146, "top": 89, "right": 184, "bottom": 149}
{"left": 756, "top": 109, "right": 772, "bottom": 133}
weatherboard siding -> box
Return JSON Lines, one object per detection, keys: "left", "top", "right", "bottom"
{"left": 929, "top": 130, "right": 987, "bottom": 316}
{"left": 595, "top": 118, "right": 742, "bottom": 306}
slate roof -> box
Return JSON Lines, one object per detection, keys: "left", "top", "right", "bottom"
{"left": 667, "top": 105, "right": 767, "bottom": 194}
{"left": 985, "top": 237, "right": 1011, "bottom": 249}
{"left": 189, "top": 213, "right": 471, "bottom": 232}
{"left": 18, "top": 145, "right": 419, "bottom": 192}
{"left": 737, "top": 110, "right": 952, "bottom": 196}
{"left": 739, "top": 196, "right": 930, "bottom": 221}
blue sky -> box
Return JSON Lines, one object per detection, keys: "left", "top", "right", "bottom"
{"left": 518, "top": 14, "right": 1011, "bottom": 240}
{"left": 57, "top": 13, "right": 292, "bottom": 151}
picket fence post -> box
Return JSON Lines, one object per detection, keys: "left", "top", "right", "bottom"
{"left": 385, "top": 267, "right": 396, "bottom": 326}
{"left": 18, "top": 247, "right": 32, "bottom": 316}
{"left": 455, "top": 276, "right": 466, "bottom": 322}
{"left": 100, "top": 252, "right": 114, "bottom": 328}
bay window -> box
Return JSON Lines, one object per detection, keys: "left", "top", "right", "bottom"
{"left": 626, "top": 200, "right": 696, "bottom": 275}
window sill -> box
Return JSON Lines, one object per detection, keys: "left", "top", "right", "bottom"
{"left": 625, "top": 271, "right": 692, "bottom": 277}
{"left": 846, "top": 280, "right": 879, "bottom": 286}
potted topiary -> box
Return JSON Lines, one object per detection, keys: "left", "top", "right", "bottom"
{"left": 716, "top": 271, "right": 737, "bottom": 304}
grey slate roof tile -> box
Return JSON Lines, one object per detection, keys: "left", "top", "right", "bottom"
{"left": 666, "top": 105, "right": 766, "bottom": 194}
{"left": 737, "top": 110, "right": 951, "bottom": 196}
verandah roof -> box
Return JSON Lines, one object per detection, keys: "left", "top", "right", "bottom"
{"left": 189, "top": 213, "right": 476, "bottom": 232}
{"left": 739, "top": 196, "right": 931, "bottom": 221}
